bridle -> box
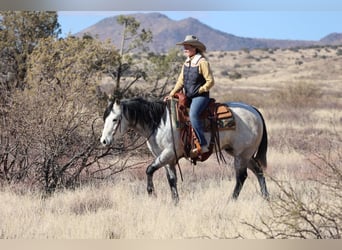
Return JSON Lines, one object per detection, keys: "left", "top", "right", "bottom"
{"left": 109, "top": 110, "right": 151, "bottom": 151}
{"left": 111, "top": 113, "right": 122, "bottom": 138}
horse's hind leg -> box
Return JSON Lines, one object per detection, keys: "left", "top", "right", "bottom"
{"left": 165, "top": 164, "right": 179, "bottom": 204}
{"left": 248, "top": 158, "right": 269, "bottom": 200}
{"left": 232, "top": 157, "right": 248, "bottom": 199}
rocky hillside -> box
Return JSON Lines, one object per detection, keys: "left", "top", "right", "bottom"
{"left": 76, "top": 12, "right": 342, "bottom": 52}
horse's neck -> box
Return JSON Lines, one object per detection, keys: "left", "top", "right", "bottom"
{"left": 138, "top": 107, "right": 172, "bottom": 139}
{"left": 134, "top": 124, "right": 154, "bottom": 138}
{"left": 122, "top": 99, "right": 171, "bottom": 143}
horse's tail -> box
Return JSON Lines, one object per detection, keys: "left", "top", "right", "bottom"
{"left": 253, "top": 107, "right": 268, "bottom": 169}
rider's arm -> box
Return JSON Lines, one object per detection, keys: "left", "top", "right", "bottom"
{"left": 169, "top": 66, "right": 184, "bottom": 97}
{"left": 198, "top": 60, "right": 215, "bottom": 94}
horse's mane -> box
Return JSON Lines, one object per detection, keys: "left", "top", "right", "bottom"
{"left": 121, "top": 97, "right": 167, "bottom": 132}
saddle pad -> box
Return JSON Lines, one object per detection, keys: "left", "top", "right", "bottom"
{"left": 215, "top": 104, "right": 236, "bottom": 130}
{"left": 204, "top": 104, "right": 236, "bottom": 131}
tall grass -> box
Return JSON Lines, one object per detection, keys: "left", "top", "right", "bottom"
{"left": 0, "top": 175, "right": 271, "bottom": 239}
{"left": 1, "top": 151, "right": 339, "bottom": 239}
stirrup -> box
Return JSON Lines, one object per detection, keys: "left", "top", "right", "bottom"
{"left": 190, "top": 145, "right": 209, "bottom": 158}
{"left": 190, "top": 148, "right": 200, "bottom": 158}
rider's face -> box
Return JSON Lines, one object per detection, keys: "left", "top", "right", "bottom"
{"left": 183, "top": 45, "right": 196, "bottom": 57}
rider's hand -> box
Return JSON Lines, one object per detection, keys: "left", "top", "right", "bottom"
{"left": 163, "top": 95, "right": 171, "bottom": 102}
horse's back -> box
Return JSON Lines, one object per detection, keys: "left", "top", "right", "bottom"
{"left": 226, "top": 102, "right": 258, "bottom": 114}
{"left": 222, "top": 102, "right": 264, "bottom": 156}
{"left": 226, "top": 102, "right": 262, "bottom": 123}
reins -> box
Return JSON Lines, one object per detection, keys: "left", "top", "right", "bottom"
{"left": 167, "top": 101, "right": 184, "bottom": 182}
{"left": 112, "top": 117, "right": 122, "bottom": 138}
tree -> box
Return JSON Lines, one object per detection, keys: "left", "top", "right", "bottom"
{"left": 0, "top": 36, "right": 122, "bottom": 193}
{"left": 144, "top": 48, "right": 185, "bottom": 98}
{"left": 0, "top": 11, "right": 62, "bottom": 188}
{"left": 106, "top": 15, "right": 152, "bottom": 99}
{"left": 0, "top": 11, "right": 61, "bottom": 92}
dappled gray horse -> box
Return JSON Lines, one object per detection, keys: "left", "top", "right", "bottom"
{"left": 100, "top": 97, "right": 269, "bottom": 203}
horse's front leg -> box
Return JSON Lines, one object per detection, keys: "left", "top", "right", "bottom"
{"left": 146, "top": 160, "right": 161, "bottom": 197}
{"left": 165, "top": 164, "right": 179, "bottom": 205}
{"left": 145, "top": 149, "right": 177, "bottom": 200}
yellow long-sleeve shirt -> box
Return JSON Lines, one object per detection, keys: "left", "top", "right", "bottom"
{"left": 170, "top": 55, "right": 215, "bottom": 97}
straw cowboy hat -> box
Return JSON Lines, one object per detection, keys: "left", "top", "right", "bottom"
{"left": 176, "top": 35, "right": 206, "bottom": 53}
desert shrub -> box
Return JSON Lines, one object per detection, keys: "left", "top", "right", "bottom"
{"left": 220, "top": 70, "right": 229, "bottom": 76}
{"left": 228, "top": 71, "right": 242, "bottom": 80}
{"left": 0, "top": 37, "right": 123, "bottom": 193}
{"left": 275, "top": 81, "right": 321, "bottom": 109}
{"left": 242, "top": 48, "right": 250, "bottom": 54}
{"left": 244, "top": 131, "right": 342, "bottom": 239}
{"left": 295, "top": 60, "right": 303, "bottom": 65}
{"left": 289, "top": 47, "right": 300, "bottom": 52}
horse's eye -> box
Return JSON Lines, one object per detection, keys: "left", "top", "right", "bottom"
{"left": 113, "top": 119, "right": 117, "bottom": 122}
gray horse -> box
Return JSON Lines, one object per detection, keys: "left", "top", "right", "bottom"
{"left": 100, "top": 97, "right": 269, "bottom": 204}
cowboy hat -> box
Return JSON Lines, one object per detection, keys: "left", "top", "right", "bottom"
{"left": 176, "top": 35, "right": 206, "bottom": 53}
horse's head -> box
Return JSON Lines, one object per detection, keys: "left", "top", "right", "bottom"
{"left": 100, "top": 100, "right": 127, "bottom": 146}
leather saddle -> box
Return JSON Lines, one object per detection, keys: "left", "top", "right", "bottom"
{"left": 170, "top": 92, "right": 235, "bottom": 163}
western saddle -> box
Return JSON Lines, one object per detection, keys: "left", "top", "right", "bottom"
{"left": 170, "top": 92, "right": 236, "bottom": 164}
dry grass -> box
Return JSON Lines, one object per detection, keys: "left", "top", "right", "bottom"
{"left": 0, "top": 173, "right": 280, "bottom": 239}
{"left": 0, "top": 157, "right": 339, "bottom": 239}
{"left": 1, "top": 46, "right": 341, "bottom": 239}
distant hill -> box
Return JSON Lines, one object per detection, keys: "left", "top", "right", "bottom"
{"left": 320, "top": 32, "right": 342, "bottom": 45}
{"left": 76, "top": 12, "right": 342, "bottom": 52}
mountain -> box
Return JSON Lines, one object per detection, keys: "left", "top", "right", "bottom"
{"left": 76, "top": 13, "right": 342, "bottom": 52}
{"left": 320, "top": 32, "right": 342, "bottom": 45}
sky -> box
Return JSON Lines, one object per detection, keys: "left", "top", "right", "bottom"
{"left": 58, "top": 11, "right": 342, "bottom": 41}
{"left": 2, "top": 0, "right": 340, "bottom": 41}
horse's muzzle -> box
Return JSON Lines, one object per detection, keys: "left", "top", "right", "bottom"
{"left": 100, "top": 136, "right": 111, "bottom": 146}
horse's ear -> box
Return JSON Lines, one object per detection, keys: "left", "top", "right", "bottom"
{"left": 106, "top": 94, "right": 113, "bottom": 106}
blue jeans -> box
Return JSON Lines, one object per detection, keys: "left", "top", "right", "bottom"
{"left": 189, "top": 95, "right": 210, "bottom": 146}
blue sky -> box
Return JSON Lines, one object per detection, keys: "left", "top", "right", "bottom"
{"left": 58, "top": 11, "right": 342, "bottom": 41}
{"left": 1, "top": 0, "right": 340, "bottom": 41}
